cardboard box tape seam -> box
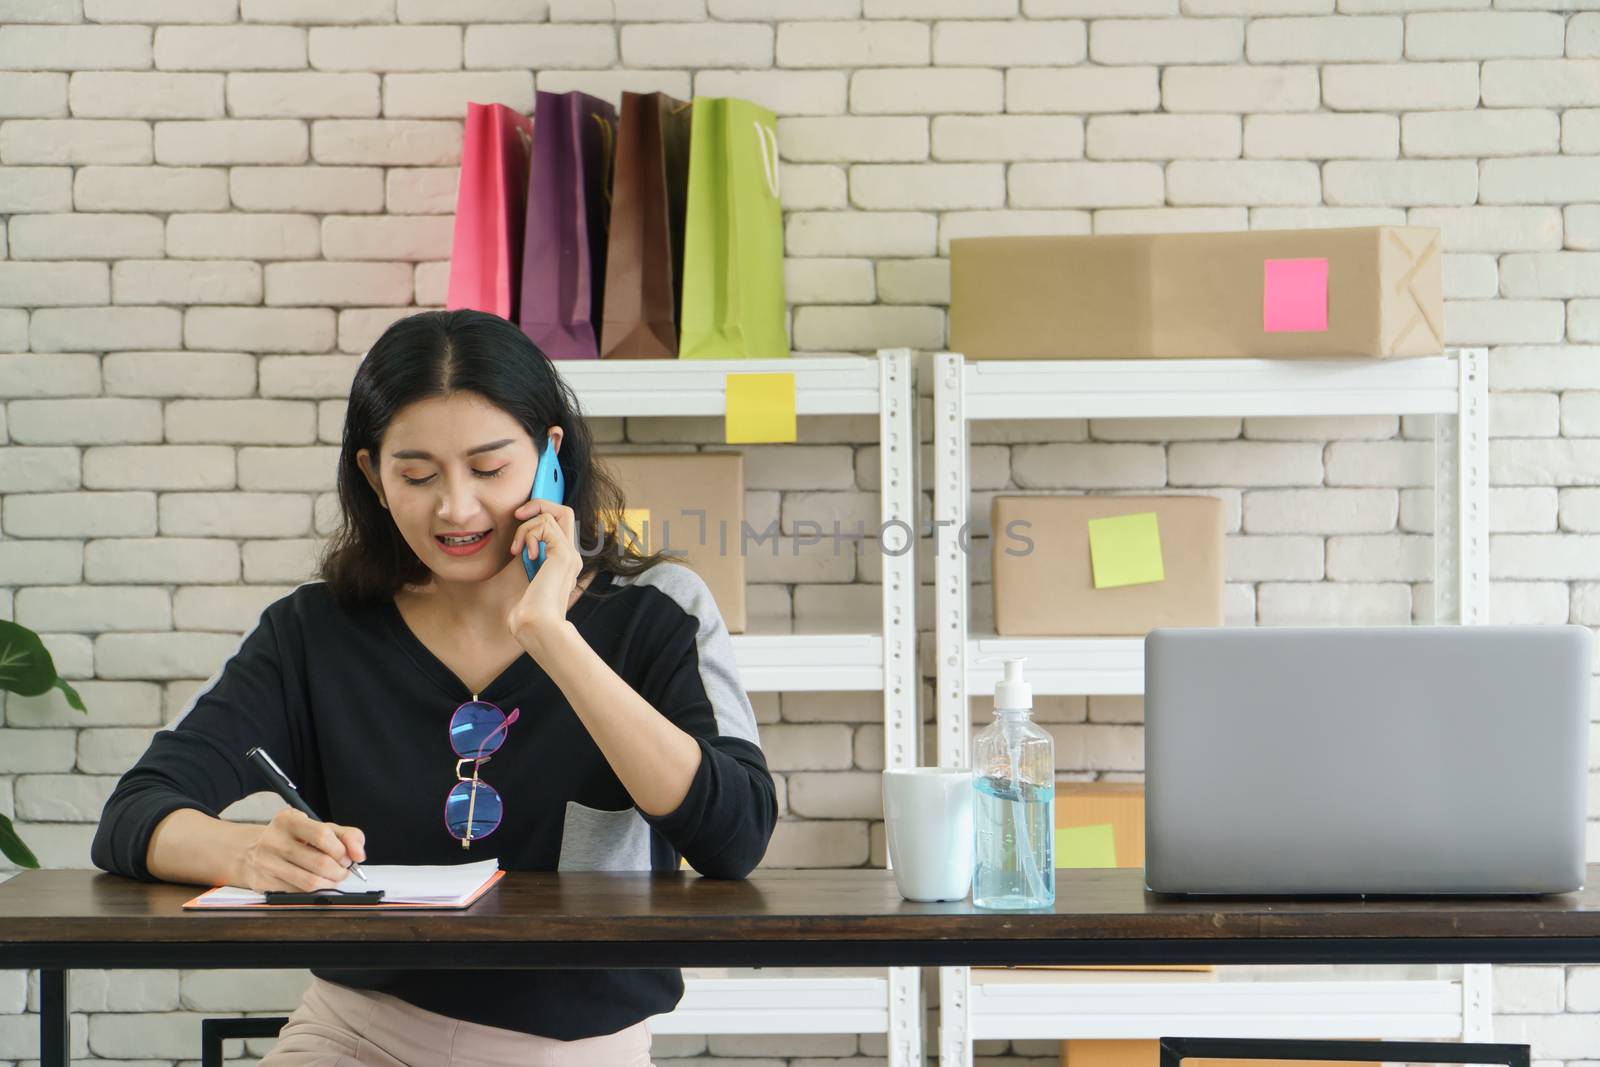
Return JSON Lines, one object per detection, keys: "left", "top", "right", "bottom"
{"left": 1388, "top": 228, "right": 1442, "bottom": 352}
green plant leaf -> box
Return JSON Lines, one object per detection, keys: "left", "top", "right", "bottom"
{"left": 0, "top": 619, "right": 59, "bottom": 698}
{"left": 0, "top": 620, "right": 85, "bottom": 873}
{"left": 54, "top": 676, "right": 86, "bottom": 713}
{"left": 0, "top": 814, "right": 40, "bottom": 870}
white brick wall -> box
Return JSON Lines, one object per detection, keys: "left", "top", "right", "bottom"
{"left": 3, "top": 4, "right": 1600, "bottom": 1066}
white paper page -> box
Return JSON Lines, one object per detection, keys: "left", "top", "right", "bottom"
{"left": 193, "top": 858, "right": 500, "bottom": 906}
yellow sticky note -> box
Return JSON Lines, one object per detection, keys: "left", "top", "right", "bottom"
{"left": 725, "top": 372, "right": 797, "bottom": 444}
{"left": 604, "top": 508, "right": 651, "bottom": 552}
{"left": 1087, "top": 511, "right": 1165, "bottom": 589}
{"left": 1055, "top": 823, "right": 1118, "bottom": 869}
{"left": 619, "top": 508, "right": 651, "bottom": 550}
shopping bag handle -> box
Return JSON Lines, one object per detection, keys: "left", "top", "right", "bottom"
{"left": 753, "top": 120, "right": 780, "bottom": 199}
{"left": 593, "top": 113, "right": 616, "bottom": 210}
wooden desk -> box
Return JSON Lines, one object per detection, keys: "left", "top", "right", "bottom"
{"left": 4, "top": 867, "right": 1600, "bottom": 1066}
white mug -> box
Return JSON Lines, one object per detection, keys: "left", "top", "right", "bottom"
{"left": 882, "top": 768, "right": 975, "bottom": 902}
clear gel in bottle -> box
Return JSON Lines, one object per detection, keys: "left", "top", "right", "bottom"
{"left": 972, "top": 657, "right": 1055, "bottom": 910}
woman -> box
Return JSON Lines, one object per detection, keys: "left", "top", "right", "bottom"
{"left": 91, "top": 309, "right": 778, "bottom": 1066}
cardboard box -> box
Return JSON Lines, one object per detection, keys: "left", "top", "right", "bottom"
{"left": 992, "top": 495, "right": 1225, "bottom": 637}
{"left": 1057, "top": 782, "right": 1145, "bottom": 869}
{"left": 950, "top": 227, "right": 1442, "bottom": 360}
{"left": 983, "top": 784, "right": 1210, "bottom": 976}
{"left": 1063, "top": 1040, "right": 1370, "bottom": 1067}
{"left": 1043, "top": 782, "right": 1212, "bottom": 974}
{"left": 598, "top": 452, "right": 746, "bottom": 632}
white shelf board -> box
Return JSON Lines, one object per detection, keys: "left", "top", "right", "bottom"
{"left": 969, "top": 635, "right": 1144, "bottom": 696}
{"left": 557, "top": 356, "right": 881, "bottom": 418}
{"left": 733, "top": 632, "right": 885, "bottom": 692}
{"left": 959, "top": 356, "right": 1460, "bottom": 421}
{"left": 651, "top": 975, "right": 890, "bottom": 1034}
{"left": 966, "top": 978, "right": 1462, "bottom": 1042}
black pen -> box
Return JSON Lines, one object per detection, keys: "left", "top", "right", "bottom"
{"left": 243, "top": 746, "right": 368, "bottom": 882}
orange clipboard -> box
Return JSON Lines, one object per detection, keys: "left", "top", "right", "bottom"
{"left": 181, "top": 868, "right": 507, "bottom": 910}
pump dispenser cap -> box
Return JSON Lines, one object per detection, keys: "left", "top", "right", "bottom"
{"left": 994, "top": 656, "right": 1031, "bottom": 711}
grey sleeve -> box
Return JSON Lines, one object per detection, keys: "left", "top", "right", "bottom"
{"left": 629, "top": 566, "right": 777, "bottom": 879}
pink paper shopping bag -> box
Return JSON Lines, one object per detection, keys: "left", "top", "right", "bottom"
{"left": 447, "top": 102, "right": 534, "bottom": 321}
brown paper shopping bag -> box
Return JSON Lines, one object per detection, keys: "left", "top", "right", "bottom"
{"left": 600, "top": 91, "right": 692, "bottom": 359}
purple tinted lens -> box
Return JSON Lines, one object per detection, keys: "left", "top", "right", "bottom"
{"left": 449, "top": 701, "right": 508, "bottom": 760}
{"left": 444, "top": 779, "right": 503, "bottom": 840}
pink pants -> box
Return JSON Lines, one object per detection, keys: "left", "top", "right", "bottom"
{"left": 257, "top": 975, "right": 655, "bottom": 1067}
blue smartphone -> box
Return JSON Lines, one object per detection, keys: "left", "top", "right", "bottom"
{"left": 521, "top": 435, "right": 565, "bottom": 580}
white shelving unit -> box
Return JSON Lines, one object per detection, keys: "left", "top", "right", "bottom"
{"left": 964, "top": 974, "right": 1471, "bottom": 1042}
{"left": 927, "top": 349, "right": 1491, "bottom": 1067}
{"left": 557, "top": 353, "right": 923, "bottom": 1067}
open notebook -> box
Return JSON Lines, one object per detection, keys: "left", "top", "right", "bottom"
{"left": 182, "top": 858, "right": 504, "bottom": 910}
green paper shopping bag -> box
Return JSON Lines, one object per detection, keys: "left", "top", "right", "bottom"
{"left": 678, "top": 97, "right": 790, "bottom": 360}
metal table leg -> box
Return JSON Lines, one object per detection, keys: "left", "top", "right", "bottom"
{"left": 40, "top": 969, "right": 68, "bottom": 1067}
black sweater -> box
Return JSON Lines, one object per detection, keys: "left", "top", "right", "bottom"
{"left": 90, "top": 562, "right": 777, "bottom": 1040}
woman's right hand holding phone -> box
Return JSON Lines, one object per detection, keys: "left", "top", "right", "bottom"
{"left": 239, "top": 809, "right": 366, "bottom": 893}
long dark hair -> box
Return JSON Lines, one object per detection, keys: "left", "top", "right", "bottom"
{"left": 319, "top": 309, "right": 674, "bottom": 612}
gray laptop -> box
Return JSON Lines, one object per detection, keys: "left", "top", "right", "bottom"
{"left": 1144, "top": 625, "right": 1591, "bottom": 896}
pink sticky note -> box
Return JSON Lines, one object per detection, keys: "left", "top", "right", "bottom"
{"left": 1263, "top": 257, "right": 1329, "bottom": 333}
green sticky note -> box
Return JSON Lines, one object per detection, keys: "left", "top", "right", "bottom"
{"left": 1087, "top": 511, "right": 1165, "bottom": 589}
{"left": 1054, "top": 823, "right": 1118, "bottom": 869}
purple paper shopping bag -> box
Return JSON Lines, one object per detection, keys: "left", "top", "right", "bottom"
{"left": 518, "top": 90, "right": 617, "bottom": 360}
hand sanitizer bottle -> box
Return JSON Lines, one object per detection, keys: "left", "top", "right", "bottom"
{"left": 972, "top": 657, "right": 1055, "bottom": 910}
